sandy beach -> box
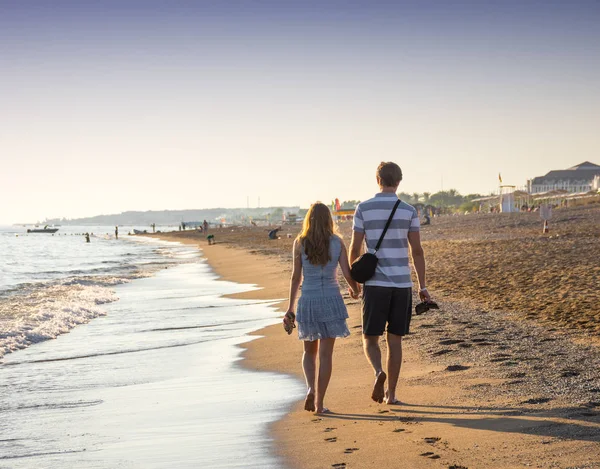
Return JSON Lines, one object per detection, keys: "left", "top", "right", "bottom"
{"left": 153, "top": 204, "right": 600, "bottom": 469}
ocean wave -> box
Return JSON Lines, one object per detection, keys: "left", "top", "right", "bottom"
{"left": 0, "top": 283, "right": 118, "bottom": 359}
{"left": 0, "top": 239, "right": 199, "bottom": 360}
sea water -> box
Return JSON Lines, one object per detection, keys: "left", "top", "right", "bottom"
{"left": 0, "top": 226, "right": 303, "bottom": 468}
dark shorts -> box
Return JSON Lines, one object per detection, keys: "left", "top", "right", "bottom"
{"left": 362, "top": 286, "right": 412, "bottom": 336}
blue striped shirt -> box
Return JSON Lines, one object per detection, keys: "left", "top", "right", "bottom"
{"left": 353, "top": 193, "right": 419, "bottom": 288}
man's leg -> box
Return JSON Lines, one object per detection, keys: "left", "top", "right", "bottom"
{"left": 385, "top": 287, "right": 412, "bottom": 404}
{"left": 302, "top": 340, "right": 318, "bottom": 411}
{"left": 385, "top": 332, "right": 403, "bottom": 404}
{"left": 363, "top": 335, "right": 383, "bottom": 375}
{"left": 363, "top": 335, "right": 386, "bottom": 403}
{"left": 362, "top": 286, "right": 390, "bottom": 403}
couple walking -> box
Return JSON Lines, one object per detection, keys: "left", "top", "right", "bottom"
{"left": 283, "top": 161, "right": 431, "bottom": 413}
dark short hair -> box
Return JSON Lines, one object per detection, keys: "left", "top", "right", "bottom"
{"left": 376, "top": 162, "right": 403, "bottom": 187}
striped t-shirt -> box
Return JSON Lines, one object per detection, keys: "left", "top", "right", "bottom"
{"left": 352, "top": 193, "right": 420, "bottom": 288}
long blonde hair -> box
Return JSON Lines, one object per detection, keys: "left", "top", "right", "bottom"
{"left": 297, "top": 202, "right": 337, "bottom": 266}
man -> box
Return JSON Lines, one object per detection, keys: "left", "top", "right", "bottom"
{"left": 349, "top": 162, "right": 431, "bottom": 405}
{"left": 268, "top": 227, "right": 281, "bottom": 240}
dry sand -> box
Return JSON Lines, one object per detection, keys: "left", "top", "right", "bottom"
{"left": 151, "top": 204, "right": 600, "bottom": 469}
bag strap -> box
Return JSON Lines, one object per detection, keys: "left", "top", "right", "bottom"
{"left": 374, "top": 199, "right": 401, "bottom": 253}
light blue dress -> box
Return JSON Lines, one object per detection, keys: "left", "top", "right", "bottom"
{"left": 296, "top": 236, "right": 351, "bottom": 341}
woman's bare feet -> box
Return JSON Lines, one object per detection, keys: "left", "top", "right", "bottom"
{"left": 304, "top": 391, "right": 316, "bottom": 412}
{"left": 371, "top": 371, "right": 386, "bottom": 403}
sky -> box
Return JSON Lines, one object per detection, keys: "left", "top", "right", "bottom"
{"left": 1, "top": 0, "right": 599, "bottom": 223}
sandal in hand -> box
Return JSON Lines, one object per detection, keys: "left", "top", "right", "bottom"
{"left": 283, "top": 311, "right": 296, "bottom": 335}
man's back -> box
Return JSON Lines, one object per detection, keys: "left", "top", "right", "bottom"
{"left": 353, "top": 193, "right": 420, "bottom": 288}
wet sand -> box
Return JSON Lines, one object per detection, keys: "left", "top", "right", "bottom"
{"left": 152, "top": 204, "right": 600, "bottom": 469}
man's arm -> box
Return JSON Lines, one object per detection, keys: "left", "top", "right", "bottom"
{"left": 349, "top": 230, "right": 365, "bottom": 265}
{"left": 407, "top": 231, "right": 431, "bottom": 302}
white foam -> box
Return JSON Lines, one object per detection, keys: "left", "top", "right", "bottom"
{"left": 0, "top": 284, "right": 118, "bottom": 359}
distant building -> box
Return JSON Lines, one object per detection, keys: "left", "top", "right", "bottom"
{"left": 527, "top": 161, "right": 600, "bottom": 194}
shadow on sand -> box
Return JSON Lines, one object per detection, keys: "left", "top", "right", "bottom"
{"left": 319, "top": 401, "right": 600, "bottom": 442}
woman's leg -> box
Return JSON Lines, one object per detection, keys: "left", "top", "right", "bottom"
{"left": 302, "top": 340, "right": 318, "bottom": 411}
{"left": 315, "top": 338, "right": 336, "bottom": 413}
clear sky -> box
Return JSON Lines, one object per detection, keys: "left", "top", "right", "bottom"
{"left": 1, "top": 0, "right": 599, "bottom": 223}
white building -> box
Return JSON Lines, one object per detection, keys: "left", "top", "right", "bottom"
{"left": 527, "top": 161, "right": 600, "bottom": 194}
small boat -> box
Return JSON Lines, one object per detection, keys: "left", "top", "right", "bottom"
{"left": 27, "top": 228, "right": 59, "bottom": 233}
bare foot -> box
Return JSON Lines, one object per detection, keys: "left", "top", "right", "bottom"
{"left": 384, "top": 390, "right": 401, "bottom": 405}
{"left": 305, "top": 392, "right": 316, "bottom": 412}
{"left": 371, "top": 371, "right": 386, "bottom": 403}
{"left": 315, "top": 407, "right": 331, "bottom": 414}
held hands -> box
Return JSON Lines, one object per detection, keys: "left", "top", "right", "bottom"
{"left": 349, "top": 284, "right": 362, "bottom": 300}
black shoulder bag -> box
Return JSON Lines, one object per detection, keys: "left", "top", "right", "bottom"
{"left": 350, "top": 199, "right": 401, "bottom": 283}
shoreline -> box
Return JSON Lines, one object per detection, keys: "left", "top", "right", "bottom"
{"left": 152, "top": 231, "right": 600, "bottom": 469}
{"left": 1, "top": 249, "right": 302, "bottom": 468}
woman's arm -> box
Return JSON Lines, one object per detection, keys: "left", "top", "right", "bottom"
{"left": 285, "top": 239, "right": 303, "bottom": 314}
{"left": 338, "top": 239, "right": 361, "bottom": 297}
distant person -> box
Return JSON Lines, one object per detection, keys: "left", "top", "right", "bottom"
{"left": 85, "top": 233, "right": 90, "bottom": 243}
{"left": 349, "top": 161, "right": 431, "bottom": 405}
{"left": 423, "top": 214, "right": 431, "bottom": 225}
{"left": 181, "top": 222, "right": 186, "bottom": 231}
{"left": 151, "top": 223, "right": 156, "bottom": 233}
{"left": 207, "top": 234, "right": 215, "bottom": 245}
{"left": 283, "top": 202, "right": 360, "bottom": 414}
{"left": 268, "top": 227, "right": 281, "bottom": 240}
{"left": 115, "top": 226, "right": 119, "bottom": 239}
{"left": 203, "top": 220, "right": 209, "bottom": 233}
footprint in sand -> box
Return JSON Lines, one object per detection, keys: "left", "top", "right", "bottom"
{"left": 331, "top": 464, "right": 346, "bottom": 468}
{"left": 506, "top": 380, "right": 525, "bottom": 385}
{"left": 424, "top": 437, "right": 441, "bottom": 444}
{"left": 433, "top": 349, "right": 453, "bottom": 356}
{"left": 325, "top": 437, "right": 338, "bottom": 442}
{"left": 449, "top": 465, "right": 468, "bottom": 469}
{"left": 397, "top": 416, "right": 417, "bottom": 424}
{"left": 439, "top": 339, "right": 465, "bottom": 345}
{"left": 458, "top": 343, "right": 473, "bottom": 348}
{"left": 344, "top": 447, "right": 360, "bottom": 454}
{"left": 377, "top": 409, "right": 389, "bottom": 414}
{"left": 446, "top": 365, "right": 470, "bottom": 372}
{"left": 393, "top": 428, "right": 405, "bottom": 433}
{"left": 420, "top": 452, "right": 441, "bottom": 459}
{"left": 522, "top": 397, "right": 551, "bottom": 405}
{"left": 324, "top": 427, "right": 337, "bottom": 433}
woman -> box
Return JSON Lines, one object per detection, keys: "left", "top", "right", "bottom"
{"left": 283, "top": 202, "right": 360, "bottom": 414}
